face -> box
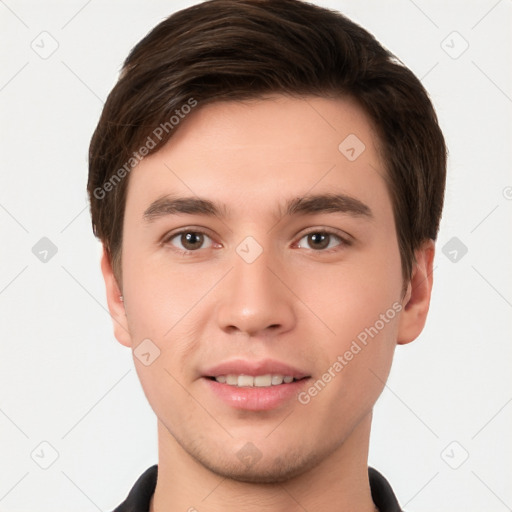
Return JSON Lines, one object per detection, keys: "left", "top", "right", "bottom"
{"left": 102, "top": 95, "right": 433, "bottom": 483}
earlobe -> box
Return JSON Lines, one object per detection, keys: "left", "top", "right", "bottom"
{"left": 100, "top": 246, "right": 132, "bottom": 347}
{"left": 396, "top": 240, "right": 435, "bottom": 345}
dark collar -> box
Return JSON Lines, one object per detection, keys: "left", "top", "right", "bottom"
{"left": 113, "top": 464, "right": 402, "bottom": 512}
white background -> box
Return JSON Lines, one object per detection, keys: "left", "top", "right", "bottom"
{"left": 0, "top": 1, "right": 511, "bottom": 511}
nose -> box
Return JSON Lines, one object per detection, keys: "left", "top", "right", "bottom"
{"left": 215, "top": 243, "right": 296, "bottom": 337}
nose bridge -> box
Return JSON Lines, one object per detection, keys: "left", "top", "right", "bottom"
{"left": 215, "top": 235, "right": 295, "bottom": 336}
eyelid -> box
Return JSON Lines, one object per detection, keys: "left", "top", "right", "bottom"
{"left": 299, "top": 225, "right": 351, "bottom": 237}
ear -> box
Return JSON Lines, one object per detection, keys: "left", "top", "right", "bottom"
{"left": 100, "top": 246, "right": 132, "bottom": 347}
{"left": 397, "top": 239, "right": 435, "bottom": 345}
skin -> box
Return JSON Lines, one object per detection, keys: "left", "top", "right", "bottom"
{"left": 101, "top": 95, "right": 434, "bottom": 512}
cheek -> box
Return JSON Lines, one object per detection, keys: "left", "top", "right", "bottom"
{"left": 317, "top": 298, "right": 401, "bottom": 419}
{"left": 304, "top": 254, "right": 402, "bottom": 340}
{"left": 120, "top": 237, "right": 205, "bottom": 334}
{"left": 303, "top": 243, "right": 403, "bottom": 383}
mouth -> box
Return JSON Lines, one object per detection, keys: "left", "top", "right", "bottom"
{"left": 206, "top": 374, "right": 309, "bottom": 387}
{"left": 201, "top": 359, "right": 311, "bottom": 410}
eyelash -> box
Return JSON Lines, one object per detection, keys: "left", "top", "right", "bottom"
{"left": 161, "top": 227, "right": 352, "bottom": 255}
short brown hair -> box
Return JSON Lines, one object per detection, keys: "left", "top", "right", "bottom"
{"left": 88, "top": 0, "right": 447, "bottom": 284}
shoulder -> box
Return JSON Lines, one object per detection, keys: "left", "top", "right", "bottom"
{"left": 369, "top": 467, "right": 403, "bottom": 512}
{"left": 112, "top": 464, "right": 158, "bottom": 512}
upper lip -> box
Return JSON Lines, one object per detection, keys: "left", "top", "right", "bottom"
{"left": 203, "top": 359, "right": 310, "bottom": 379}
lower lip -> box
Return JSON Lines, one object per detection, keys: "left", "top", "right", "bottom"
{"left": 202, "top": 377, "right": 310, "bottom": 411}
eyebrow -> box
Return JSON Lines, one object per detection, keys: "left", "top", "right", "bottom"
{"left": 143, "top": 193, "right": 373, "bottom": 223}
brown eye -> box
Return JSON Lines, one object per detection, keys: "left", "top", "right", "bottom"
{"left": 296, "top": 231, "right": 346, "bottom": 251}
{"left": 181, "top": 232, "right": 204, "bottom": 250}
{"left": 165, "top": 231, "right": 213, "bottom": 252}
{"left": 307, "top": 233, "right": 330, "bottom": 250}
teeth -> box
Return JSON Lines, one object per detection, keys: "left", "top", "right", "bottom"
{"left": 254, "top": 375, "right": 272, "bottom": 387}
{"left": 271, "top": 375, "right": 283, "bottom": 385}
{"left": 214, "top": 374, "right": 297, "bottom": 387}
{"left": 238, "top": 375, "right": 254, "bottom": 387}
{"left": 226, "top": 375, "right": 238, "bottom": 385}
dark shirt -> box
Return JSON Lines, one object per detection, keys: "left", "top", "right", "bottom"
{"left": 113, "top": 464, "right": 402, "bottom": 512}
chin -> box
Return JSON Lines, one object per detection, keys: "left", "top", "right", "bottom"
{"left": 189, "top": 443, "right": 327, "bottom": 484}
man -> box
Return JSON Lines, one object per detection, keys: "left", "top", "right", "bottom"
{"left": 87, "top": 1, "right": 446, "bottom": 510}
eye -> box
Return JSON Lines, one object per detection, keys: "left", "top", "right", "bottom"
{"left": 163, "top": 230, "right": 214, "bottom": 252}
{"left": 296, "top": 230, "right": 349, "bottom": 251}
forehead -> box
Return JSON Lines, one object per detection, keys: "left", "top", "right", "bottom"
{"left": 124, "top": 95, "right": 390, "bottom": 220}
{"left": 166, "top": 95, "right": 380, "bottom": 162}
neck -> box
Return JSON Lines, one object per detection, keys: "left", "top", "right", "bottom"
{"left": 150, "top": 413, "right": 376, "bottom": 512}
